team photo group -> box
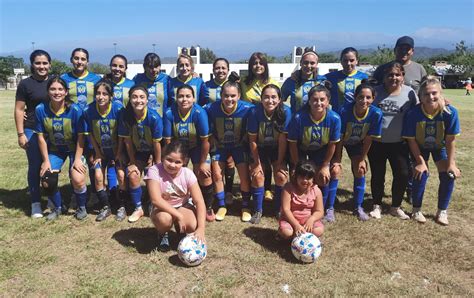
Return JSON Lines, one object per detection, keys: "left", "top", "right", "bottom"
{"left": 14, "top": 35, "right": 461, "bottom": 253}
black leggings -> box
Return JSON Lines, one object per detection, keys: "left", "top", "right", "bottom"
{"left": 368, "top": 141, "right": 409, "bottom": 207}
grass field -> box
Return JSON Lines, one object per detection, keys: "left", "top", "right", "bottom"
{"left": 0, "top": 89, "right": 472, "bottom": 296}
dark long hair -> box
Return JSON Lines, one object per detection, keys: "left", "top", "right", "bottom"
{"left": 245, "top": 52, "right": 269, "bottom": 85}
{"left": 261, "top": 84, "right": 286, "bottom": 127}
{"left": 104, "top": 54, "right": 128, "bottom": 81}
{"left": 29, "top": 49, "right": 51, "bottom": 73}
{"left": 124, "top": 85, "right": 149, "bottom": 127}
{"left": 303, "top": 80, "right": 332, "bottom": 112}
{"left": 46, "top": 77, "right": 74, "bottom": 109}
{"left": 70, "top": 48, "right": 89, "bottom": 62}
{"left": 162, "top": 139, "right": 189, "bottom": 161}
{"left": 290, "top": 160, "right": 316, "bottom": 186}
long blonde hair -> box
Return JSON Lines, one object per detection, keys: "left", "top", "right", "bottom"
{"left": 418, "top": 75, "right": 450, "bottom": 114}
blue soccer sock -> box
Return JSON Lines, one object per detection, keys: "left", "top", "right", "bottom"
{"left": 107, "top": 165, "right": 118, "bottom": 190}
{"left": 412, "top": 171, "right": 429, "bottom": 208}
{"left": 50, "top": 191, "right": 62, "bottom": 209}
{"left": 241, "top": 191, "right": 251, "bottom": 208}
{"left": 252, "top": 187, "right": 264, "bottom": 213}
{"left": 97, "top": 189, "right": 109, "bottom": 207}
{"left": 74, "top": 186, "right": 88, "bottom": 208}
{"left": 215, "top": 191, "right": 225, "bottom": 207}
{"left": 129, "top": 186, "right": 142, "bottom": 208}
{"left": 321, "top": 184, "right": 329, "bottom": 208}
{"left": 438, "top": 172, "right": 455, "bottom": 210}
{"left": 354, "top": 176, "right": 366, "bottom": 209}
{"left": 327, "top": 179, "right": 339, "bottom": 209}
{"left": 274, "top": 185, "right": 283, "bottom": 213}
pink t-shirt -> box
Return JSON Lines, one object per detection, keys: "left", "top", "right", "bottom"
{"left": 281, "top": 183, "right": 319, "bottom": 221}
{"left": 144, "top": 163, "right": 198, "bottom": 208}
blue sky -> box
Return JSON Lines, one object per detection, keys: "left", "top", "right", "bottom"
{"left": 1, "top": 0, "right": 473, "bottom": 61}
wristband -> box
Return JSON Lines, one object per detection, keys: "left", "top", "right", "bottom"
{"left": 17, "top": 132, "right": 25, "bottom": 137}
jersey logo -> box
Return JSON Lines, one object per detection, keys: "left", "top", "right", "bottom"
{"left": 114, "top": 89, "right": 123, "bottom": 99}
{"left": 78, "top": 85, "right": 86, "bottom": 94}
{"left": 223, "top": 118, "right": 235, "bottom": 143}
{"left": 52, "top": 118, "right": 66, "bottom": 145}
{"left": 263, "top": 122, "right": 275, "bottom": 145}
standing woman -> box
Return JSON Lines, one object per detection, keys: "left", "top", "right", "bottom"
{"left": 85, "top": 81, "right": 124, "bottom": 221}
{"left": 168, "top": 54, "right": 205, "bottom": 105}
{"left": 163, "top": 85, "right": 214, "bottom": 221}
{"left": 14, "top": 49, "right": 52, "bottom": 218}
{"left": 282, "top": 50, "right": 327, "bottom": 114}
{"left": 118, "top": 86, "right": 163, "bottom": 223}
{"left": 105, "top": 54, "right": 135, "bottom": 106}
{"left": 35, "top": 77, "right": 89, "bottom": 220}
{"left": 248, "top": 84, "right": 292, "bottom": 222}
{"left": 133, "top": 53, "right": 170, "bottom": 118}
{"left": 287, "top": 83, "right": 341, "bottom": 222}
{"left": 368, "top": 61, "right": 418, "bottom": 220}
{"left": 325, "top": 47, "right": 368, "bottom": 114}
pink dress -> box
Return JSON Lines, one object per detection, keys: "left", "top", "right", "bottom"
{"left": 279, "top": 183, "right": 324, "bottom": 231}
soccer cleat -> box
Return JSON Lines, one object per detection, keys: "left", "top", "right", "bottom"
{"left": 225, "top": 192, "right": 234, "bottom": 205}
{"left": 324, "top": 208, "right": 336, "bottom": 223}
{"left": 206, "top": 209, "right": 216, "bottom": 222}
{"left": 115, "top": 207, "right": 126, "bottom": 222}
{"left": 31, "top": 202, "right": 43, "bottom": 218}
{"left": 157, "top": 232, "right": 170, "bottom": 252}
{"left": 74, "top": 207, "right": 88, "bottom": 220}
{"left": 215, "top": 207, "right": 227, "bottom": 221}
{"left": 128, "top": 207, "right": 144, "bottom": 223}
{"left": 46, "top": 208, "right": 61, "bottom": 221}
{"left": 436, "top": 209, "right": 449, "bottom": 226}
{"left": 411, "top": 208, "right": 426, "bottom": 223}
{"left": 250, "top": 211, "right": 262, "bottom": 224}
{"left": 96, "top": 206, "right": 111, "bottom": 222}
{"left": 369, "top": 204, "right": 382, "bottom": 219}
{"left": 389, "top": 207, "right": 410, "bottom": 220}
{"left": 264, "top": 190, "right": 273, "bottom": 201}
{"left": 241, "top": 208, "right": 252, "bottom": 222}
{"left": 354, "top": 207, "right": 370, "bottom": 221}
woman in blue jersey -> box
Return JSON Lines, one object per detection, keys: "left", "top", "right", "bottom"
{"left": 207, "top": 81, "right": 254, "bottom": 222}
{"left": 85, "top": 81, "right": 124, "bottom": 222}
{"left": 168, "top": 54, "right": 205, "bottom": 105}
{"left": 282, "top": 50, "right": 327, "bottom": 114}
{"left": 119, "top": 85, "right": 163, "bottom": 223}
{"left": 248, "top": 84, "right": 291, "bottom": 223}
{"left": 325, "top": 47, "right": 369, "bottom": 114}
{"left": 288, "top": 82, "right": 341, "bottom": 222}
{"left": 35, "top": 77, "right": 89, "bottom": 220}
{"left": 133, "top": 53, "right": 170, "bottom": 118}
{"left": 15, "top": 50, "right": 52, "bottom": 218}
{"left": 163, "top": 85, "right": 214, "bottom": 221}
{"left": 333, "top": 83, "right": 383, "bottom": 221}
{"left": 402, "top": 76, "right": 461, "bottom": 225}
{"left": 105, "top": 54, "right": 135, "bottom": 106}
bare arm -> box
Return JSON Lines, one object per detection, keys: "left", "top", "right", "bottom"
{"left": 14, "top": 101, "right": 27, "bottom": 149}
{"left": 445, "top": 135, "right": 461, "bottom": 177}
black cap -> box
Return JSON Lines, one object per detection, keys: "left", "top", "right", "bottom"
{"left": 395, "top": 36, "right": 414, "bottom": 48}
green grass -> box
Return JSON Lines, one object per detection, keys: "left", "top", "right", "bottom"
{"left": 0, "top": 89, "right": 473, "bottom": 295}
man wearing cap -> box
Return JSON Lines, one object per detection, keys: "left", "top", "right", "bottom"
{"left": 373, "top": 36, "right": 427, "bottom": 92}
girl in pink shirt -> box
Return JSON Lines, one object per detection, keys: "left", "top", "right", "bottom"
{"left": 145, "top": 140, "right": 206, "bottom": 251}
{"left": 278, "top": 160, "right": 325, "bottom": 240}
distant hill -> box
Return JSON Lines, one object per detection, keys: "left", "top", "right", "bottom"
{"left": 325, "top": 47, "right": 453, "bottom": 59}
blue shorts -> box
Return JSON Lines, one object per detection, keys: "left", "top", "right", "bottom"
{"left": 300, "top": 147, "right": 327, "bottom": 166}
{"left": 212, "top": 146, "right": 248, "bottom": 164}
{"left": 345, "top": 144, "right": 363, "bottom": 158}
{"left": 420, "top": 148, "right": 447, "bottom": 163}
{"left": 49, "top": 151, "right": 83, "bottom": 172}
{"left": 189, "top": 146, "right": 211, "bottom": 165}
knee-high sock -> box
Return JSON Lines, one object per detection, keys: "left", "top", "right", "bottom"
{"left": 129, "top": 186, "right": 142, "bottom": 208}
{"left": 224, "top": 167, "right": 235, "bottom": 194}
{"left": 438, "top": 172, "right": 455, "bottom": 210}
{"left": 215, "top": 191, "right": 225, "bottom": 207}
{"left": 354, "top": 177, "right": 366, "bottom": 209}
{"left": 201, "top": 184, "right": 214, "bottom": 209}
{"left": 241, "top": 191, "right": 251, "bottom": 208}
{"left": 107, "top": 165, "right": 118, "bottom": 191}
{"left": 274, "top": 185, "right": 283, "bottom": 213}
{"left": 50, "top": 191, "right": 62, "bottom": 209}
{"left": 326, "top": 179, "right": 339, "bottom": 209}
{"left": 252, "top": 187, "right": 264, "bottom": 212}
{"left": 74, "top": 186, "right": 88, "bottom": 208}
{"left": 412, "top": 171, "right": 429, "bottom": 208}
{"left": 97, "top": 188, "right": 110, "bottom": 208}
{"left": 118, "top": 189, "right": 127, "bottom": 208}
{"left": 321, "top": 184, "right": 329, "bottom": 208}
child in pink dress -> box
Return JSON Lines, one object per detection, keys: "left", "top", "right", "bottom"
{"left": 278, "top": 160, "right": 325, "bottom": 239}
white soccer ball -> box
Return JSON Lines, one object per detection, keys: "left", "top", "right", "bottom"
{"left": 291, "top": 232, "right": 322, "bottom": 263}
{"left": 178, "top": 235, "right": 207, "bottom": 266}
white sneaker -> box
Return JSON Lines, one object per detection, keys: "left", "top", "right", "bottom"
{"left": 369, "top": 204, "right": 382, "bottom": 219}
{"left": 31, "top": 202, "right": 43, "bottom": 218}
{"left": 411, "top": 208, "right": 426, "bottom": 223}
{"left": 436, "top": 209, "right": 449, "bottom": 226}
{"left": 389, "top": 207, "right": 410, "bottom": 220}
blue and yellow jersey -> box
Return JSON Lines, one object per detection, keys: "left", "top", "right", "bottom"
{"left": 133, "top": 72, "right": 169, "bottom": 117}
{"left": 207, "top": 100, "right": 254, "bottom": 148}
{"left": 168, "top": 76, "right": 206, "bottom": 106}
{"left": 84, "top": 101, "right": 123, "bottom": 157}
{"left": 340, "top": 103, "right": 383, "bottom": 146}
{"left": 240, "top": 77, "right": 280, "bottom": 103}
{"left": 111, "top": 77, "right": 135, "bottom": 107}
{"left": 288, "top": 108, "right": 341, "bottom": 152}
{"left": 248, "top": 103, "right": 292, "bottom": 148}
{"left": 163, "top": 103, "right": 210, "bottom": 149}
{"left": 34, "top": 102, "right": 86, "bottom": 153}
{"left": 202, "top": 79, "right": 225, "bottom": 106}
{"left": 281, "top": 75, "right": 327, "bottom": 114}
{"left": 61, "top": 70, "right": 101, "bottom": 110}
{"left": 325, "top": 70, "right": 368, "bottom": 114}
{"left": 402, "top": 104, "right": 460, "bottom": 150}
{"left": 118, "top": 108, "right": 163, "bottom": 153}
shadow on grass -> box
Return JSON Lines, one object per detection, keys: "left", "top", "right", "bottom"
{"left": 242, "top": 226, "right": 297, "bottom": 263}
{"left": 168, "top": 254, "right": 189, "bottom": 267}
{"left": 112, "top": 227, "right": 157, "bottom": 254}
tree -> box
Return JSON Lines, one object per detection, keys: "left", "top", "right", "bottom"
{"left": 0, "top": 58, "right": 13, "bottom": 88}
{"left": 50, "top": 59, "right": 71, "bottom": 76}
{"left": 449, "top": 40, "right": 474, "bottom": 77}
{"left": 360, "top": 45, "right": 395, "bottom": 66}
{"left": 88, "top": 63, "right": 109, "bottom": 75}
{"left": 200, "top": 47, "right": 217, "bottom": 64}
{"left": 318, "top": 53, "right": 339, "bottom": 63}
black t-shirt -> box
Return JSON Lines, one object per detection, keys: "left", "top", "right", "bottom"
{"left": 15, "top": 76, "right": 51, "bottom": 129}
